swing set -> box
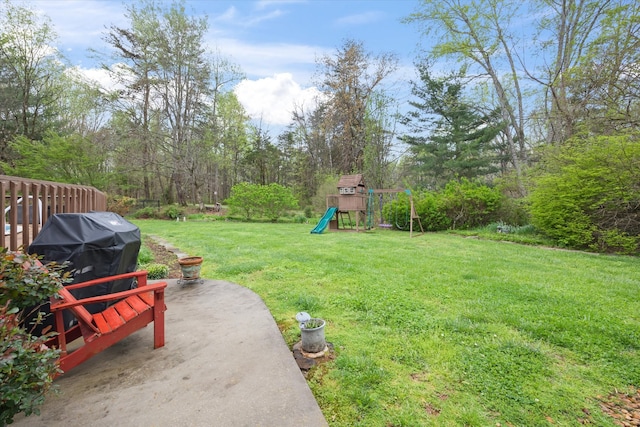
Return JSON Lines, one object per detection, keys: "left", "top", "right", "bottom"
{"left": 311, "top": 175, "right": 424, "bottom": 237}
{"left": 366, "top": 189, "right": 424, "bottom": 238}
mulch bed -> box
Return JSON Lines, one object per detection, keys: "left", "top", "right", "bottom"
{"left": 143, "top": 237, "right": 182, "bottom": 279}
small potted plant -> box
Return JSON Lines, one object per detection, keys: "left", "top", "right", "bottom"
{"left": 296, "top": 312, "right": 326, "bottom": 353}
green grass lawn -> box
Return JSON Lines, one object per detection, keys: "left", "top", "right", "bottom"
{"left": 133, "top": 220, "right": 640, "bottom": 426}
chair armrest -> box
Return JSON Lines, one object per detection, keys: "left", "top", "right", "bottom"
{"left": 51, "top": 281, "right": 167, "bottom": 311}
{"left": 64, "top": 270, "right": 150, "bottom": 291}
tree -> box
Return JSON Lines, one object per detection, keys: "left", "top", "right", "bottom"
{"left": 201, "top": 52, "right": 245, "bottom": 204}
{"left": 535, "top": 0, "right": 615, "bottom": 143}
{"left": 225, "top": 182, "right": 298, "bottom": 221}
{"left": 0, "top": 0, "right": 65, "bottom": 161}
{"left": 55, "top": 69, "right": 110, "bottom": 138}
{"left": 153, "top": 1, "right": 212, "bottom": 206}
{"left": 100, "top": 1, "right": 162, "bottom": 200}
{"left": 400, "top": 62, "right": 504, "bottom": 189}
{"left": 243, "top": 128, "right": 284, "bottom": 186}
{"left": 556, "top": 0, "right": 640, "bottom": 136}
{"left": 207, "top": 91, "right": 251, "bottom": 201}
{"left": 291, "top": 100, "right": 332, "bottom": 196}
{"left": 316, "top": 40, "right": 398, "bottom": 175}
{"left": 362, "top": 91, "right": 399, "bottom": 189}
{"left": 2, "top": 131, "right": 110, "bottom": 188}
{"left": 405, "top": 0, "right": 529, "bottom": 190}
{"left": 102, "top": 0, "right": 227, "bottom": 206}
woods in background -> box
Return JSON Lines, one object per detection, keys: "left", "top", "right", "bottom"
{"left": 0, "top": 0, "right": 639, "bottom": 252}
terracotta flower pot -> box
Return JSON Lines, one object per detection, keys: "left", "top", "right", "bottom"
{"left": 178, "top": 256, "right": 203, "bottom": 280}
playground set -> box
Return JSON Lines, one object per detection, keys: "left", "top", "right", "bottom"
{"left": 310, "top": 174, "right": 424, "bottom": 237}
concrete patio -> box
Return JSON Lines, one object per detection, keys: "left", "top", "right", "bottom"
{"left": 12, "top": 278, "right": 328, "bottom": 427}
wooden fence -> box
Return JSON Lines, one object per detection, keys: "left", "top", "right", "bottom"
{"left": 1, "top": 175, "right": 106, "bottom": 251}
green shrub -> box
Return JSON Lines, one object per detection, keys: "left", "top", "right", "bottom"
{"left": 592, "top": 229, "right": 638, "bottom": 254}
{"left": 0, "top": 249, "right": 70, "bottom": 310}
{"left": 225, "top": 182, "right": 256, "bottom": 220}
{"left": 142, "top": 263, "right": 170, "bottom": 280}
{"left": 0, "top": 250, "right": 69, "bottom": 424}
{"left": 1, "top": 303, "right": 61, "bottom": 425}
{"left": 137, "top": 246, "right": 154, "bottom": 265}
{"left": 107, "top": 195, "right": 136, "bottom": 216}
{"left": 225, "top": 182, "right": 298, "bottom": 221}
{"left": 293, "top": 214, "right": 307, "bottom": 223}
{"left": 529, "top": 133, "right": 640, "bottom": 253}
{"left": 495, "top": 195, "right": 529, "bottom": 226}
{"left": 131, "top": 207, "right": 158, "bottom": 219}
{"left": 415, "top": 191, "right": 451, "bottom": 231}
{"left": 304, "top": 206, "right": 314, "bottom": 218}
{"left": 441, "top": 179, "right": 503, "bottom": 229}
{"left": 382, "top": 192, "right": 413, "bottom": 230}
{"left": 162, "top": 205, "right": 183, "bottom": 220}
{"left": 392, "top": 182, "right": 503, "bottom": 232}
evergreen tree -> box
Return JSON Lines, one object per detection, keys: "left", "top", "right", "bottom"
{"left": 400, "top": 62, "right": 505, "bottom": 189}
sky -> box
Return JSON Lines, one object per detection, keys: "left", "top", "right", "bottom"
{"left": 30, "top": 0, "right": 425, "bottom": 132}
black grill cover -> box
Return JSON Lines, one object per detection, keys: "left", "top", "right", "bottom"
{"left": 28, "top": 212, "right": 141, "bottom": 329}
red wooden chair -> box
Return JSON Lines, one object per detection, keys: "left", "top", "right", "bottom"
{"left": 48, "top": 270, "right": 167, "bottom": 375}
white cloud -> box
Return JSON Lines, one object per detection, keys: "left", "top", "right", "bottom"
{"left": 210, "top": 37, "right": 328, "bottom": 83}
{"left": 71, "top": 66, "right": 119, "bottom": 91}
{"left": 234, "top": 73, "right": 323, "bottom": 125}
{"left": 33, "top": 0, "right": 126, "bottom": 66}
{"left": 336, "top": 11, "right": 383, "bottom": 26}
{"left": 34, "top": 1, "right": 124, "bottom": 41}
{"left": 243, "top": 9, "right": 286, "bottom": 26}
{"left": 212, "top": 6, "right": 238, "bottom": 23}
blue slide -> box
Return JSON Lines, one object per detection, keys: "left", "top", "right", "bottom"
{"left": 311, "top": 207, "right": 337, "bottom": 234}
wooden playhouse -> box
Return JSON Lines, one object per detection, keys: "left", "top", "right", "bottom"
{"left": 326, "top": 174, "right": 368, "bottom": 231}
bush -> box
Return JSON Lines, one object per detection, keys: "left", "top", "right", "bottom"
{"left": 162, "top": 205, "right": 183, "bottom": 220}
{"left": 382, "top": 192, "right": 413, "bottom": 230}
{"left": 131, "top": 207, "right": 159, "bottom": 219}
{"left": 1, "top": 303, "right": 61, "bottom": 425}
{"left": 440, "top": 179, "right": 503, "bottom": 229}
{"left": 141, "top": 263, "right": 169, "bottom": 280}
{"left": 382, "top": 184, "right": 502, "bottom": 232}
{"left": 293, "top": 214, "right": 307, "bottom": 223}
{"left": 0, "top": 249, "right": 70, "bottom": 310}
{"left": 225, "top": 182, "right": 256, "bottom": 220}
{"left": 137, "top": 246, "right": 154, "bottom": 265}
{"left": 304, "top": 206, "right": 314, "bottom": 219}
{"left": 107, "top": 195, "right": 136, "bottom": 216}
{"left": 0, "top": 249, "right": 69, "bottom": 424}
{"left": 225, "top": 183, "right": 298, "bottom": 221}
{"left": 415, "top": 191, "right": 451, "bottom": 231}
{"left": 529, "top": 133, "right": 640, "bottom": 253}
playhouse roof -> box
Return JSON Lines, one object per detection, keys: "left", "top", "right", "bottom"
{"left": 337, "top": 174, "right": 365, "bottom": 188}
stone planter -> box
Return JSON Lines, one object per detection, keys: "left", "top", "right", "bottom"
{"left": 178, "top": 256, "right": 203, "bottom": 281}
{"left": 300, "top": 318, "right": 326, "bottom": 353}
